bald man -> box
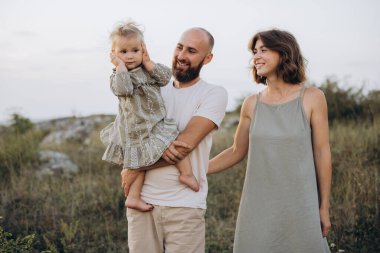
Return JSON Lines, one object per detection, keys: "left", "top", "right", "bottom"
{"left": 122, "top": 28, "right": 228, "bottom": 253}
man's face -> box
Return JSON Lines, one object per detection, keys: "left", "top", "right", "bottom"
{"left": 172, "top": 30, "right": 212, "bottom": 83}
{"left": 172, "top": 54, "right": 205, "bottom": 83}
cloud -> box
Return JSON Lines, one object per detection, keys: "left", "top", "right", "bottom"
{"left": 346, "top": 60, "right": 380, "bottom": 67}
{"left": 12, "top": 30, "right": 39, "bottom": 38}
{"left": 55, "top": 47, "right": 103, "bottom": 55}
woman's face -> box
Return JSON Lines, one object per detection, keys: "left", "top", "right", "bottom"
{"left": 253, "top": 39, "right": 281, "bottom": 79}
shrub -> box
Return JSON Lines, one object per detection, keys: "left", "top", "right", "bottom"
{"left": 0, "top": 226, "right": 36, "bottom": 253}
{"left": 319, "top": 79, "right": 379, "bottom": 123}
{"left": 9, "top": 113, "right": 34, "bottom": 134}
{"left": 0, "top": 115, "right": 41, "bottom": 182}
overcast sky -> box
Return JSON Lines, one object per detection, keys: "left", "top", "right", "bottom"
{"left": 0, "top": 0, "right": 379, "bottom": 123}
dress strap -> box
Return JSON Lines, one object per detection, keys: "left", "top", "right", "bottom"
{"left": 299, "top": 85, "right": 307, "bottom": 101}
{"left": 257, "top": 91, "right": 261, "bottom": 101}
{"left": 255, "top": 91, "right": 262, "bottom": 107}
{"left": 251, "top": 91, "right": 262, "bottom": 122}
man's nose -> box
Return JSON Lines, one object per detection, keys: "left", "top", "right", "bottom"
{"left": 177, "top": 50, "right": 187, "bottom": 60}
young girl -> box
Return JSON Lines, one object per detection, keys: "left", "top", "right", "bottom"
{"left": 100, "top": 21, "right": 199, "bottom": 212}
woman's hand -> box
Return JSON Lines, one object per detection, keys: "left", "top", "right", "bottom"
{"left": 320, "top": 207, "right": 331, "bottom": 237}
{"left": 141, "top": 43, "right": 155, "bottom": 71}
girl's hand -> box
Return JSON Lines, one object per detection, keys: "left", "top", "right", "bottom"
{"left": 110, "top": 52, "right": 124, "bottom": 67}
{"left": 141, "top": 42, "right": 155, "bottom": 71}
{"left": 110, "top": 52, "right": 127, "bottom": 73}
{"left": 320, "top": 207, "right": 331, "bottom": 237}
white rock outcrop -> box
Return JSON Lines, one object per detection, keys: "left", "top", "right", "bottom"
{"left": 37, "top": 115, "right": 114, "bottom": 145}
{"left": 37, "top": 150, "right": 79, "bottom": 177}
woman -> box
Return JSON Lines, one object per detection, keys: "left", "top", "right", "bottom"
{"left": 208, "top": 29, "right": 332, "bottom": 252}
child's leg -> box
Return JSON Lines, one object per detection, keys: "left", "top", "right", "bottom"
{"left": 176, "top": 157, "right": 199, "bottom": 192}
{"left": 125, "top": 170, "right": 154, "bottom": 212}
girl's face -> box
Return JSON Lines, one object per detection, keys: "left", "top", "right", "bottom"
{"left": 252, "top": 39, "right": 281, "bottom": 79}
{"left": 113, "top": 36, "right": 143, "bottom": 70}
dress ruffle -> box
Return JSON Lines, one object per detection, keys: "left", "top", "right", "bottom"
{"left": 100, "top": 118, "right": 178, "bottom": 169}
{"left": 100, "top": 64, "right": 175, "bottom": 169}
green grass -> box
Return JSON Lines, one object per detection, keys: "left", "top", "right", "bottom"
{"left": 0, "top": 118, "right": 379, "bottom": 252}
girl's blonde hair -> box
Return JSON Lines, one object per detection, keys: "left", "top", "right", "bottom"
{"left": 110, "top": 20, "right": 144, "bottom": 46}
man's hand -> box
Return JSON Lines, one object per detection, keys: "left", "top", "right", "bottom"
{"left": 121, "top": 169, "right": 140, "bottom": 197}
{"left": 162, "top": 140, "right": 192, "bottom": 164}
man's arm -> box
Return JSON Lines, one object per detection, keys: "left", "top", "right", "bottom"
{"left": 162, "top": 116, "right": 217, "bottom": 164}
{"left": 121, "top": 116, "right": 217, "bottom": 196}
{"left": 138, "top": 115, "right": 217, "bottom": 169}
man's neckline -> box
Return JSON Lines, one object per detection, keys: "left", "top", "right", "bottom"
{"left": 173, "top": 78, "right": 202, "bottom": 89}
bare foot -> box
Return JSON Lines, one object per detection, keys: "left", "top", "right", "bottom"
{"left": 179, "top": 175, "right": 199, "bottom": 192}
{"left": 125, "top": 197, "right": 154, "bottom": 212}
{"left": 121, "top": 169, "right": 140, "bottom": 196}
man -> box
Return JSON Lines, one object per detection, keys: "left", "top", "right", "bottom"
{"left": 122, "top": 27, "right": 228, "bottom": 253}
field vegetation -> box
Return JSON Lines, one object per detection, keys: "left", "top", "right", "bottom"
{"left": 1, "top": 80, "right": 379, "bottom": 252}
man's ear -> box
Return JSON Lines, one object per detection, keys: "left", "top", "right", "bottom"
{"left": 203, "top": 53, "right": 213, "bottom": 65}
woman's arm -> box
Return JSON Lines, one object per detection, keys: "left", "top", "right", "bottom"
{"left": 307, "top": 87, "right": 332, "bottom": 237}
{"left": 207, "top": 95, "right": 257, "bottom": 175}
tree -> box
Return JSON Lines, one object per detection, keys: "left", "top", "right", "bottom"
{"left": 10, "top": 114, "right": 34, "bottom": 134}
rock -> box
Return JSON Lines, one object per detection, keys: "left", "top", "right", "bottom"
{"left": 37, "top": 150, "right": 79, "bottom": 177}
{"left": 37, "top": 115, "right": 114, "bottom": 145}
{"left": 223, "top": 116, "right": 240, "bottom": 129}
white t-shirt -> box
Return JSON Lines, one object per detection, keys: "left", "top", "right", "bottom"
{"left": 141, "top": 79, "right": 228, "bottom": 209}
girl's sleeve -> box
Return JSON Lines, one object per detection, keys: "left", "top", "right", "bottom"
{"left": 147, "top": 63, "right": 172, "bottom": 87}
{"left": 110, "top": 71, "right": 134, "bottom": 96}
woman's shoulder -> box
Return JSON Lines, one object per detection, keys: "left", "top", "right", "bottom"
{"left": 304, "top": 85, "right": 323, "bottom": 95}
{"left": 243, "top": 93, "right": 260, "bottom": 106}
{"left": 304, "top": 85, "right": 327, "bottom": 107}
{"left": 240, "top": 93, "right": 260, "bottom": 118}
{"left": 304, "top": 85, "right": 325, "bottom": 98}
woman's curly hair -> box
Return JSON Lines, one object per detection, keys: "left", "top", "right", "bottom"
{"left": 248, "top": 29, "right": 306, "bottom": 85}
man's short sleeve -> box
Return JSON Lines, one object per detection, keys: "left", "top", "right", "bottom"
{"left": 194, "top": 86, "right": 228, "bottom": 128}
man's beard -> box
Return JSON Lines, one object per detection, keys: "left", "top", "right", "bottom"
{"left": 172, "top": 57, "right": 204, "bottom": 83}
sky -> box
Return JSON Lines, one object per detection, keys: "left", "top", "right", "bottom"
{"left": 0, "top": 0, "right": 379, "bottom": 123}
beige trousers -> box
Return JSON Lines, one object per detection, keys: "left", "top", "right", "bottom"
{"left": 127, "top": 205, "right": 206, "bottom": 253}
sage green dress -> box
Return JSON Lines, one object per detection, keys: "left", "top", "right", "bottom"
{"left": 233, "top": 87, "right": 331, "bottom": 253}
{"left": 100, "top": 64, "right": 178, "bottom": 169}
